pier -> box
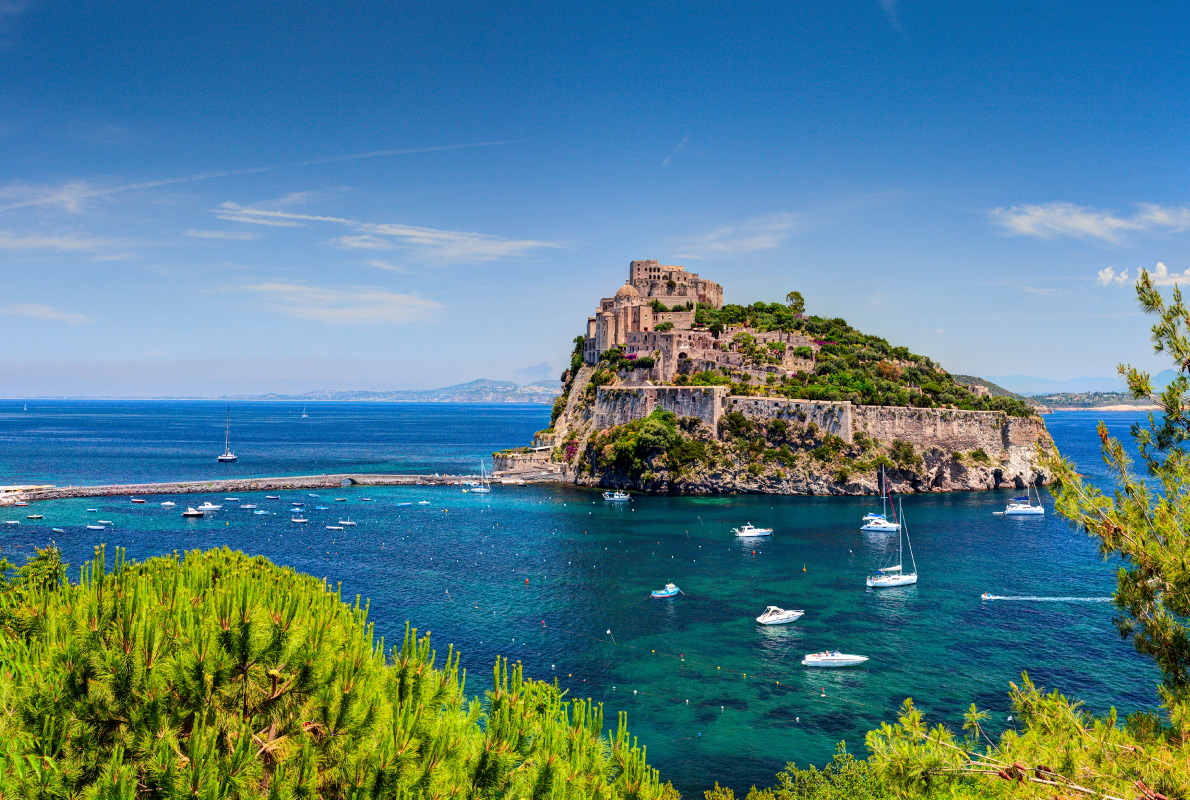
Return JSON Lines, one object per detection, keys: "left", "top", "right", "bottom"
{"left": 1, "top": 471, "right": 559, "bottom": 505}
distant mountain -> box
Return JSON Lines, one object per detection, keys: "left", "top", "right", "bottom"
{"left": 986, "top": 370, "right": 1176, "bottom": 397}
{"left": 223, "top": 379, "right": 562, "bottom": 404}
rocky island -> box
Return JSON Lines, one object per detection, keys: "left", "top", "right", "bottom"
{"left": 495, "top": 260, "right": 1054, "bottom": 494}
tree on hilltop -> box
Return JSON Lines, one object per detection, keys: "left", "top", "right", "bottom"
{"left": 785, "top": 290, "right": 805, "bottom": 315}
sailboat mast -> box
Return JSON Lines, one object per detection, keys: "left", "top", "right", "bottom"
{"left": 224, "top": 406, "right": 230, "bottom": 450}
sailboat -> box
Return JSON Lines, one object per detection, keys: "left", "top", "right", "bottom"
{"left": 861, "top": 465, "right": 900, "bottom": 532}
{"left": 866, "top": 498, "right": 918, "bottom": 587}
{"left": 217, "top": 406, "right": 237, "bottom": 462}
{"left": 468, "top": 460, "right": 492, "bottom": 493}
{"left": 301, "top": 407, "right": 308, "bottom": 418}
{"left": 1003, "top": 478, "right": 1045, "bottom": 516}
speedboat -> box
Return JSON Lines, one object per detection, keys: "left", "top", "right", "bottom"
{"left": 182, "top": 507, "right": 204, "bottom": 518}
{"left": 196, "top": 502, "right": 222, "bottom": 511}
{"left": 603, "top": 490, "right": 631, "bottom": 501}
{"left": 981, "top": 592, "right": 992, "bottom": 600}
{"left": 650, "top": 583, "right": 680, "bottom": 599}
{"left": 802, "top": 650, "right": 869, "bottom": 667}
{"left": 161, "top": 501, "right": 176, "bottom": 507}
{"left": 756, "top": 606, "right": 804, "bottom": 625}
{"left": 291, "top": 517, "right": 308, "bottom": 523}
{"left": 733, "top": 522, "right": 773, "bottom": 537}
{"left": 130, "top": 498, "right": 145, "bottom": 504}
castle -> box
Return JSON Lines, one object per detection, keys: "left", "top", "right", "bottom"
{"left": 584, "top": 260, "right": 819, "bottom": 383}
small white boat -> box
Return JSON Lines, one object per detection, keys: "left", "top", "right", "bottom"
{"left": 87, "top": 508, "right": 98, "bottom": 512}
{"left": 26, "top": 514, "right": 43, "bottom": 519}
{"left": 97, "top": 520, "right": 113, "bottom": 525}
{"left": 867, "top": 498, "right": 919, "bottom": 588}
{"left": 396, "top": 502, "right": 413, "bottom": 507}
{"left": 1004, "top": 482, "right": 1044, "bottom": 515}
{"left": 603, "top": 490, "right": 631, "bottom": 501}
{"left": 360, "top": 498, "right": 373, "bottom": 502}
{"left": 217, "top": 407, "right": 237, "bottom": 463}
{"left": 224, "top": 497, "right": 240, "bottom": 502}
{"left": 4, "top": 520, "right": 19, "bottom": 526}
{"left": 240, "top": 504, "right": 257, "bottom": 509}
{"left": 197, "top": 502, "right": 222, "bottom": 511}
{"left": 182, "top": 507, "right": 204, "bottom": 518}
{"left": 265, "top": 495, "right": 280, "bottom": 500}
{"left": 326, "top": 525, "right": 344, "bottom": 531}
{"left": 651, "top": 583, "right": 680, "bottom": 598}
{"left": 339, "top": 519, "right": 357, "bottom": 526}
{"left": 417, "top": 500, "right": 430, "bottom": 505}
{"left": 130, "top": 498, "right": 145, "bottom": 504}
{"left": 52, "top": 527, "right": 64, "bottom": 533}
{"left": 254, "top": 510, "right": 270, "bottom": 515}
{"left": 756, "top": 606, "right": 803, "bottom": 625}
{"left": 301, "top": 407, "right": 308, "bottom": 418}
{"left": 161, "top": 501, "right": 176, "bottom": 507}
{"left": 335, "top": 498, "right": 347, "bottom": 502}
{"left": 732, "top": 522, "right": 773, "bottom": 537}
{"left": 86, "top": 524, "right": 105, "bottom": 530}
{"left": 308, "top": 493, "right": 319, "bottom": 497}
{"left": 291, "top": 517, "right": 308, "bottom": 523}
{"left": 469, "top": 460, "right": 493, "bottom": 493}
{"left": 802, "top": 650, "right": 869, "bottom": 668}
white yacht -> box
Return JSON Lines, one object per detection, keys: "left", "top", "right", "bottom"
{"left": 182, "top": 507, "right": 204, "bottom": 518}
{"left": 756, "top": 606, "right": 803, "bottom": 625}
{"left": 602, "top": 490, "right": 631, "bottom": 501}
{"left": 862, "top": 466, "right": 900, "bottom": 532}
{"left": 197, "top": 501, "right": 222, "bottom": 511}
{"left": 217, "top": 406, "right": 237, "bottom": 463}
{"left": 161, "top": 501, "right": 176, "bottom": 508}
{"left": 733, "top": 522, "right": 773, "bottom": 537}
{"left": 867, "top": 498, "right": 918, "bottom": 588}
{"left": 1004, "top": 481, "right": 1045, "bottom": 515}
{"left": 802, "top": 650, "right": 869, "bottom": 668}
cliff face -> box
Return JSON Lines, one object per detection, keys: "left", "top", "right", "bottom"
{"left": 515, "top": 364, "right": 1056, "bottom": 495}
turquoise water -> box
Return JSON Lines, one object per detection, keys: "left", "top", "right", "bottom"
{"left": 0, "top": 402, "right": 1158, "bottom": 793}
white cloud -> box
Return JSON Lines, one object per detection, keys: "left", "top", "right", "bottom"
{"left": 1146, "top": 262, "right": 1190, "bottom": 286}
{"left": 216, "top": 202, "right": 561, "bottom": 263}
{"left": 184, "top": 229, "right": 261, "bottom": 240}
{"left": 1095, "top": 267, "right": 1131, "bottom": 287}
{"left": 329, "top": 234, "right": 395, "bottom": 250}
{"left": 364, "top": 259, "right": 407, "bottom": 273}
{"left": 675, "top": 212, "right": 803, "bottom": 258}
{"left": 244, "top": 282, "right": 438, "bottom": 325}
{"left": 0, "top": 303, "right": 91, "bottom": 324}
{"left": 990, "top": 202, "right": 1190, "bottom": 243}
{"left": 0, "top": 231, "right": 124, "bottom": 251}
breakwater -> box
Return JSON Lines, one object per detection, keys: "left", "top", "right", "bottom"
{"left": 2, "top": 472, "right": 554, "bottom": 505}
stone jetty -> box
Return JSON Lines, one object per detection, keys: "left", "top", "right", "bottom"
{"left": 1, "top": 471, "right": 555, "bottom": 506}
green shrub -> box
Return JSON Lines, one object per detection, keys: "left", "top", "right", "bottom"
{"left": 970, "top": 447, "right": 990, "bottom": 464}
{"left": 654, "top": 321, "right": 674, "bottom": 332}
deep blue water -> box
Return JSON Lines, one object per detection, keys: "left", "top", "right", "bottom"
{"left": 0, "top": 402, "right": 1159, "bottom": 794}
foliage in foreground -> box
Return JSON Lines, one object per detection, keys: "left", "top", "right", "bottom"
{"left": 0, "top": 545, "right": 676, "bottom": 800}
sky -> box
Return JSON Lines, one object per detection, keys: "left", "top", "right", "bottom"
{"left": 1, "top": 0, "right": 1187, "bottom": 396}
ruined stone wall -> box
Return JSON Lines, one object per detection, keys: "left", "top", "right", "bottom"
{"left": 850, "top": 405, "right": 1050, "bottom": 455}
{"left": 593, "top": 385, "right": 727, "bottom": 430}
{"left": 724, "top": 396, "right": 853, "bottom": 441}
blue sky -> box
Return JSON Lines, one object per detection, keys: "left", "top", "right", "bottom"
{"left": 1, "top": 0, "right": 1187, "bottom": 395}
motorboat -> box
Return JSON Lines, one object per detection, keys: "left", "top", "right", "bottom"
{"left": 254, "top": 510, "right": 270, "bottom": 515}
{"left": 335, "top": 498, "right": 347, "bottom": 502}
{"left": 339, "top": 519, "right": 357, "bottom": 526}
{"left": 417, "top": 500, "right": 430, "bottom": 505}
{"left": 1004, "top": 482, "right": 1045, "bottom": 515}
{"left": 4, "top": 520, "right": 19, "bottom": 526}
{"left": 802, "top": 651, "right": 869, "bottom": 668}
{"left": 224, "top": 497, "right": 240, "bottom": 502}
{"left": 26, "top": 514, "right": 43, "bottom": 519}
{"left": 130, "top": 498, "right": 145, "bottom": 504}
{"left": 240, "top": 504, "right": 257, "bottom": 509}
{"left": 161, "top": 501, "right": 176, "bottom": 507}
{"left": 862, "top": 466, "right": 901, "bottom": 532}
{"left": 14, "top": 501, "right": 27, "bottom": 507}
{"left": 86, "top": 524, "right": 105, "bottom": 530}
{"left": 360, "top": 498, "right": 373, "bottom": 502}
{"left": 52, "top": 527, "right": 64, "bottom": 533}
{"left": 265, "top": 495, "right": 280, "bottom": 500}
{"left": 603, "top": 490, "right": 631, "bottom": 501}
{"left": 326, "top": 525, "right": 344, "bottom": 531}
{"left": 87, "top": 508, "right": 98, "bottom": 512}
{"left": 650, "top": 583, "right": 680, "bottom": 599}
{"left": 756, "top": 606, "right": 804, "bottom": 625}
{"left": 97, "top": 520, "right": 113, "bottom": 526}
{"left": 291, "top": 517, "right": 308, "bottom": 523}
{"left": 182, "top": 507, "right": 204, "bottom": 518}
{"left": 197, "top": 502, "right": 222, "bottom": 511}
{"left": 867, "top": 498, "right": 919, "bottom": 588}
{"left": 733, "top": 522, "right": 773, "bottom": 537}
{"left": 396, "top": 502, "right": 413, "bottom": 507}
{"left": 314, "top": 505, "right": 329, "bottom": 510}
{"left": 217, "top": 406, "right": 237, "bottom": 462}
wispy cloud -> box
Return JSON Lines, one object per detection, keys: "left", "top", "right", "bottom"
{"left": 0, "top": 140, "right": 514, "bottom": 213}
{"left": 675, "top": 212, "right": 803, "bottom": 258}
{"left": 364, "top": 259, "right": 407, "bottom": 273}
{"left": 0, "top": 303, "right": 91, "bottom": 324}
{"left": 0, "top": 231, "right": 124, "bottom": 252}
{"left": 217, "top": 203, "right": 561, "bottom": 263}
{"left": 184, "top": 228, "right": 261, "bottom": 240}
{"left": 990, "top": 202, "right": 1190, "bottom": 243}
{"left": 877, "top": 0, "right": 899, "bottom": 27}
{"left": 660, "top": 135, "right": 689, "bottom": 168}
{"left": 244, "top": 282, "right": 438, "bottom": 325}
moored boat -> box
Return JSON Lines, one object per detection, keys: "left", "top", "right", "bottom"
{"left": 86, "top": 524, "right": 105, "bottom": 530}
{"left": 867, "top": 498, "right": 919, "bottom": 588}
{"left": 756, "top": 606, "right": 803, "bottom": 625}
{"left": 733, "top": 522, "right": 773, "bottom": 537}
{"left": 26, "top": 514, "right": 43, "bottom": 519}
{"left": 650, "top": 583, "right": 680, "bottom": 598}
{"left": 291, "top": 517, "right": 308, "bottom": 523}
{"left": 182, "top": 507, "right": 204, "bottom": 518}
{"left": 161, "top": 501, "right": 176, "bottom": 507}
{"left": 197, "top": 502, "right": 221, "bottom": 511}
{"left": 130, "top": 498, "right": 145, "bottom": 503}
{"left": 862, "top": 466, "right": 900, "bottom": 532}
{"left": 801, "top": 650, "right": 869, "bottom": 667}
{"left": 603, "top": 490, "right": 631, "bottom": 501}
{"left": 217, "top": 406, "right": 237, "bottom": 462}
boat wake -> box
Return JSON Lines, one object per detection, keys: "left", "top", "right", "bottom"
{"left": 982, "top": 594, "right": 1112, "bottom": 602}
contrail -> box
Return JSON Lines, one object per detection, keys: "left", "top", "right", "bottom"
{"left": 0, "top": 140, "right": 515, "bottom": 213}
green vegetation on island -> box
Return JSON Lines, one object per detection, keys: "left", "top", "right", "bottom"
{"left": 0, "top": 545, "right": 675, "bottom": 799}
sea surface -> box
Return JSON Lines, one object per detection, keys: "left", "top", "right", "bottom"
{"left": 0, "top": 402, "right": 1159, "bottom": 793}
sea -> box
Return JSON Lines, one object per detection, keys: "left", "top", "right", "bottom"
{"left": 0, "top": 401, "right": 1159, "bottom": 794}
